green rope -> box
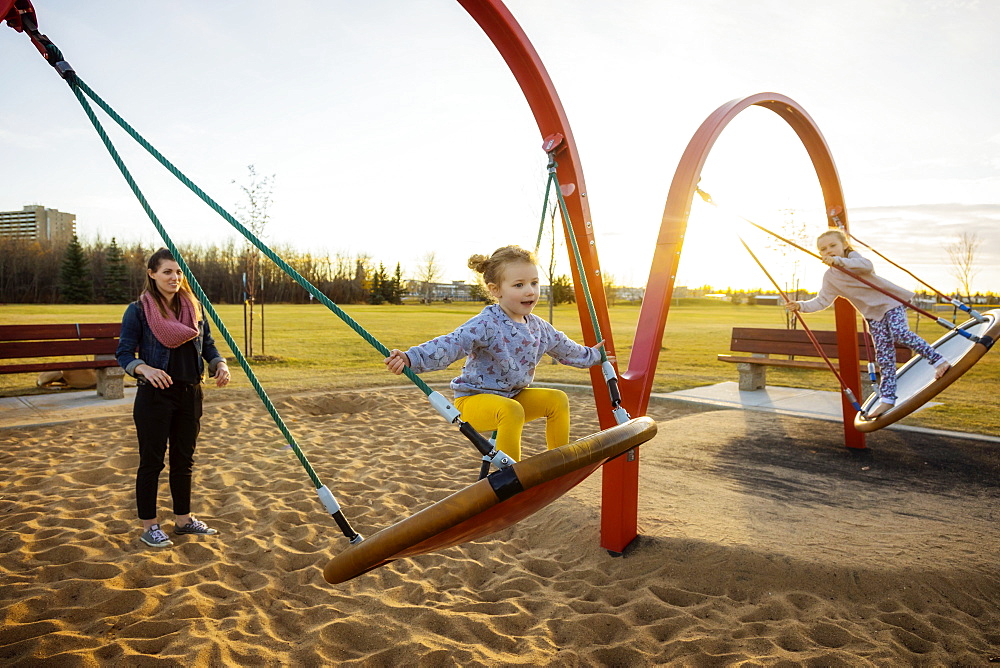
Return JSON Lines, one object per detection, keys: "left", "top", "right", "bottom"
{"left": 542, "top": 164, "right": 608, "bottom": 364}
{"left": 64, "top": 74, "right": 506, "bottom": 467}
{"left": 72, "top": 77, "right": 434, "bottom": 399}
{"left": 534, "top": 174, "right": 553, "bottom": 255}
{"left": 66, "top": 80, "right": 326, "bottom": 489}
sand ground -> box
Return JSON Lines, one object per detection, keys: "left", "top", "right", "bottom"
{"left": 1, "top": 387, "right": 998, "bottom": 666}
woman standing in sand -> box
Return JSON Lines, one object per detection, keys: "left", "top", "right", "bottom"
{"left": 116, "top": 248, "right": 230, "bottom": 548}
{"left": 384, "top": 245, "right": 608, "bottom": 462}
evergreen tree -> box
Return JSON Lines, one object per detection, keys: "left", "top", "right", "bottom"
{"left": 59, "top": 234, "right": 92, "bottom": 304}
{"left": 550, "top": 274, "right": 576, "bottom": 305}
{"left": 103, "top": 237, "right": 131, "bottom": 303}
{"left": 374, "top": 262, "right": 400, "bottom": 305}
{"left": 388, "top": 262, "right": 404, "bottom": 304}
{"left": 468, "top": 281, "right": 491, "bottom": 303}
{"left": 369, "top": 264, "right": 386, "bottom": 305}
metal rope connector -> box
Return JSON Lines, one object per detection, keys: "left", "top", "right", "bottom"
{"left": 695, "top": 187, "right": 714, "bottom": 205}
{"left": 842, "top": 388, "right": 861, "bottom": 412}
{"left": 54, "top": 59, "right": 75, "bottom": 80}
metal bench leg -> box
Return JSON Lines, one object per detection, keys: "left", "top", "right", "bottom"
{"left": 736, "top": 362, "right": 766, "bottom": 391}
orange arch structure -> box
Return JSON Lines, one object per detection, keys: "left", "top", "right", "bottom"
{"left": 621, "top": 92, "right": 864, "bottom": 450}
{"left": 613, "top": 93, "right": 866, "bottom": 550}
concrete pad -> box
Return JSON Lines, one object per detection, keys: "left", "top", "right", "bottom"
{"left": 654, "top": 382, "right": 1000, "bottom": 444}
{"left": 621, "top": 408, "right": 1000, "bottom": 572}
{"left": 658, "top": 381, "right": 942, "bottom": 421}
{"left": 0, "top": 387, "right": 137, "bottom": 429}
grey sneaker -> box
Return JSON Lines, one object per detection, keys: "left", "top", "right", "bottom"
{"left": 175, "top": 517, "right": 218, "bottom": 536}
{"left": 140, "top": 524, "right": 174, "bottom": 548}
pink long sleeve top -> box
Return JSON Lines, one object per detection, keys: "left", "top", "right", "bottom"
{"left": 797, "top": 251, "right": 915, "bottom": 321}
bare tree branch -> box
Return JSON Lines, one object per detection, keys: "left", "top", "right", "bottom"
{"left": 946, "top": 231, "right": 981, "bottom": 299}
{"left": 416, "top": 251, "right": 442, "bottom": 303}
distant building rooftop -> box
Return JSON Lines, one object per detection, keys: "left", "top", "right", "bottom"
{"left": 0, "top": 205, "right": 76, "bottom": 243}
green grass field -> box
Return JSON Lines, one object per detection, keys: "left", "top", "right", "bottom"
{"left": 1, "top": 300, "right": 997, "bottom": 436}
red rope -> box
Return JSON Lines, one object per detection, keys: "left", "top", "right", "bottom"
{"left": 744, "top": 219, "right": 947, "bottom": 323}
{"left": 828, "top": 207, "right": 955, "bottom": 303}
{"left": 738, "top": 237, "right": 860, "bottom": 409}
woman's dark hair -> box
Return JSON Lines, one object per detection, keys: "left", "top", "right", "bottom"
{"left": 143, "top": 248, "right": 196, "bottom": 317}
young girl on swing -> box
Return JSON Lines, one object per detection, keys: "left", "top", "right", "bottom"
{"left": 384, "top": 245, "right": 609, "bottom": 461}
{"left": 785, "top": 229, "right": 950, "bottom": 418}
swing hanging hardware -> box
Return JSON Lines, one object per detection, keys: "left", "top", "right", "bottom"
{"left": 541, "top": 132, "right": 565, "bottom": 155}
{"left": 695, "top": 186, "right": 715, "bottom": 206}
{"left": 828, "top": 206, "right": 846, "bottom": 229}
{"left": 535, "top": 132, "right": 631, "bottom": 426}
{"left": 10, "top": 5, "right": 75, "bottom": 81}
{"left": 543, "top": 133, "right": 566, "bottom": 174}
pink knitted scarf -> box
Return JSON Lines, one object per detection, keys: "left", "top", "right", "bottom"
{"left": 140, "top": 291, "right": 199, "bottom": 349}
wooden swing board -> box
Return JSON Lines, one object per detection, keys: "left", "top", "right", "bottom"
{"left": 323, "top": 416, "right": 657, "bottom": 584}
{"left": 854, "top": 309, "right": 999, "bottom": 433}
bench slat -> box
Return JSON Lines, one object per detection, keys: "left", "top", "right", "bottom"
{"left": 732, "top": 327, "right": 876, "bottom": 345}
{"left": 718, "top": 355, "right": 857, "bottom": 370}
{"left": 731, "top": 339, "right": 842, "bottom": 358}
{"left": 0, "top": 322, "right": 126, "bottom": 399}
{"left": 729, "top": 328, "right": 911, "bottom": 363}
{"left": 0, "top": 339, "right": 119, "bottom": 360}
{"left": 0, "top": 359, "right": 121, "bottom": 374}
{"left": 0, "top": 323, "right": 121, "bottom": 341}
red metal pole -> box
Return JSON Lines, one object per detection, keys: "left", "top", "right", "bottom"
{"left": 456, "top": 1, "right": 617, "bottom": 414}
{"left": 457, "top": 1, "right": 640, "bottom": 551}
{"left": 1, "top": 0, "right": 16, "bottom": 23}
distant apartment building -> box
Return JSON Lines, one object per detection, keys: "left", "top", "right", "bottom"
{"left": 407, "top": 280, "right": 475, "bottom": 303}
{"left": 0, "top": 205, "right": 77, "bottom": 243}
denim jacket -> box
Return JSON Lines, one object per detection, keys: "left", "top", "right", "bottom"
{"left": 116, "top": 299, "right": 224, "bottom": 381}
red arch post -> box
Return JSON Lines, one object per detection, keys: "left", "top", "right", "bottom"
{"left": 619, "top": 93, "right": 865, "bottom": 450}
{"left": 457, "top": 0, "right": 617, "bottom": 416}
{"left": 457, "top": 0, "right": 638, "bottom": 552}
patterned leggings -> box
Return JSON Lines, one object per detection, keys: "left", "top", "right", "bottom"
{"left": 454, "top": 388, "right": 570, "bottom": 462}
{"left": 867, "top": 306, "right": 942, "bottom": 403}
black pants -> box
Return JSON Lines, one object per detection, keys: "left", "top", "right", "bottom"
{"left": 133, "top": 382, "right": 203, "bottom": 520}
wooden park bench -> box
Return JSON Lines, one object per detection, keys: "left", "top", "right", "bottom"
{"left": 0, "top": 323, "right": 125, "bottom": 399}
{"left": 718, "top": 327, "right": 912, "bottom": 391}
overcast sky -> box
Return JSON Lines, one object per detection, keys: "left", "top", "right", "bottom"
{"left": 2, "top": 0, "right": 997, "bottom": 295}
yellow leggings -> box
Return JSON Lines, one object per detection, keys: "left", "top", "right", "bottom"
{"left": 454, "top": 388, "right": 570, "bottom": 462}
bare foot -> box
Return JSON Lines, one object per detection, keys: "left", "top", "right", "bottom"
{"left": 934, "top": 362, "right": 951, "bottom": 380}
{"left": 866, "top": 402, "right": 893, "bottom": 419}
